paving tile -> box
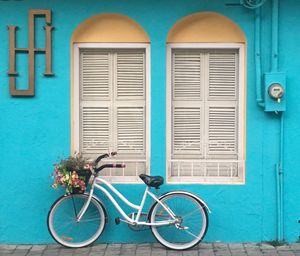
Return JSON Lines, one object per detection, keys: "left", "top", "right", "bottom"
{"left": 167, "top": 251, "right": 183, "bottom": 256}
{"left": 277, "top": 251, "right": 296, "bottom": 256}
{"left": 230, "top": 253, "right": 247, "bottom": 256}
{"left": 246, "top": 252, "right": 263, "bottom": 256}
{"left": 16, "top": 245, "right": 32, "bottom": 250}
{"left": 107, "top": 243, "right": 122, "bottom": 249}
{"left": 213, "top": 243, "right": 229, "bottom": 249}
{"left": 0, "top": 250, "right": 14, "bottom": 254}
{"left": 122, "top": 244, "right": 137, "bottom": 249}
{"left": 199, "top": 243, "right": 214, "bottom": 249}
{"left": 26, "top": 252, "right": 43, "bottom": 256}
{"left": 260, "top": 243, "right": 276, "bottom": 250}
{"left": 0, "top": 245, "right": 17, "bottom": 250}
{"left": 59, "top": 251, "right": 74, "bottom": 256}
{"left": 260, "top": 250, "right": 278, "bottom": 256}
{"left": 244, "top": 243, "right": 260, "bottom": 248}
{"left": 277, "top": 245, "right": 292, "bottom": 251}
{"left": 151, "top": 249, "right": 167, "bottom": 256}
{"left": 45, "top": 245, "right": 62, "bottom": 249}
{"left": 30, "top": 245, "right": 46, "bottom": 252}
{"left": 183, "top": 250, "right": 198, "bottom": 256}
{"left": 73, "top": 247, "right": 91, "bottom": 253}
{"left": 123, "top": 250, "right": 137, "bottom": 254}
{"left": 152, "top": 244, "right": 165, "bottom": 249}
{"left": 9, "top": 253, "right": 28, "bottom": 256}
{"left": 91, "top": 244, "right": 107, "bottom": 251}
{"left": 89, "top": 253, "right": 105, "bottom": 256}
{"left": 230, "top": 249, "right": 247, "bottom": 253}
{"left": 137, "top": 243, "right": 152, "bottom": 247}
{"left": 43, "top": 251, "right": 61, "bottom": 256}
{"left": 104, "top": 249, "right": 121, "bottom": 256}
{"left": 197, "top": 249, "right": 215, "bottom": 256}
{"left": 136, "top": 252, "right": 151, "bottom": 256}
{"left": 229, "top": 243, "right": 245, "bottom": 250}
{"left": 291, "top": 244, "right": 300, "bottom": 250}
{"left": 136, "top": 248, "right": 151, "bottom": 252}
{"left": 12, "top": 250, "right": 30, "bottom": 254}
{"left": 121, "top": 244, "right": 137, "bottom": 255}
{"left": 215, "top": 249, "right": 231, "bottom": 256}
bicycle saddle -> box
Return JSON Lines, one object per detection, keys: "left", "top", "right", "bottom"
{"left": 139, "top": 174, "right": 164, "bottom": 189}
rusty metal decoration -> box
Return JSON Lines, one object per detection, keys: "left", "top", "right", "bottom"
{"left": 8, "top": 9, "right": 54, "bottom": 96}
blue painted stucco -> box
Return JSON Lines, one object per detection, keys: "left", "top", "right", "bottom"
{"left": 0, "top": 0, "right": 300, "bottom": 244}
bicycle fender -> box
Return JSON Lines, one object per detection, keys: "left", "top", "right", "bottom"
{"left": 158, "top": 190, "right": 211, "bottom": 213}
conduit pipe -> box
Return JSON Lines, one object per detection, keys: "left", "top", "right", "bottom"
{"left": 271, "top": 0, "right": 279, "bottom": 73}
{"left": 277, "top": 112, "right": 284, "bottom": 242}
{"left": 271, "top": 0, "right": 284, "bottom": 242}
{"left": 255, "top": 7, "right": 264, "bottom": 107}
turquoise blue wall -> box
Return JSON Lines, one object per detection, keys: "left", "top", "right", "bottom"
{"left": 1, "top": 0, "right": 299, "bottom": 244}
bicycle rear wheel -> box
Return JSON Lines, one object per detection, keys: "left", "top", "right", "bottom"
{"left": 47, "top": 194, "right": 106, "bottom": 248}
{"left": 149, "top": 192, "right": 208, "bottom": 250}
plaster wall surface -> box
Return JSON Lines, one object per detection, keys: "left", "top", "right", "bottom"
{"left": 0, "top": 0, "right": 299, "bottom": 244}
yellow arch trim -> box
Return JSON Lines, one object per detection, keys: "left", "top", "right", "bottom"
{"left": 71, "top": 13, "right": 150, "bottom": 43}
{"left": 167, "top": 12, "right": 246, "bottom": 43}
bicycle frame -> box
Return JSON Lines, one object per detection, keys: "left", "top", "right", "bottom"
{"left": 76, "top": 176, "right": 177, "bottom": 226}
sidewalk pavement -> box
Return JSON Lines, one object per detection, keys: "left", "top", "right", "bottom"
{"left": 1, "top": 243, "right": 300, "bottom": 256}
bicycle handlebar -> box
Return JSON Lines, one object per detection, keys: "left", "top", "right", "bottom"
{"left": 95, "top": 163, "right": 126, "bottom": 173}
{"left": 93, "top": 152, "right": 126, "bottom": 173}
{"left": 94, "top": 152, "right": 117, "bottom": 165}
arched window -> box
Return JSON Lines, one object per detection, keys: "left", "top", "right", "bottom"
{"left": 166, "top": 12, "right": 246, "bottom": 184}
{"left": 71, "top": 14, "right": 150, "bottom": 182}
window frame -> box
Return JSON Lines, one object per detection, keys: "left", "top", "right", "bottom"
{"left": 166, "top": 43, "right": 245, "bottom": 184}
{"left": 73, "top": 43, "right": 151, "bottom": 183}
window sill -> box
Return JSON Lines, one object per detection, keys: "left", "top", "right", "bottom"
{"left": 167, "top": 176, "right": 245, "bottom": 185}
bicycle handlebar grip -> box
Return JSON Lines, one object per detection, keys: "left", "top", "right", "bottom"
{"left": 104, "top": 163, "right": 126, "bottom": 168}
{"left": 115, "top": 163, "right": 126, "bottom": 168}
{"left": 95, "top": 163, "right": 126, "bottom": 173}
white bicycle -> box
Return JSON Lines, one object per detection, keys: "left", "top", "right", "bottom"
{"left": 47, "top": 152, "right": 210, "bottom": 250}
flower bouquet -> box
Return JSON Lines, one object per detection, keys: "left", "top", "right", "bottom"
{"left": 51, "top": 154, "right": 93, "bottom": 194}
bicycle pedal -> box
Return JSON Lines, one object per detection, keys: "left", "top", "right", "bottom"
{"left": 115, "top": 217, "right": 120, "bottom": 225}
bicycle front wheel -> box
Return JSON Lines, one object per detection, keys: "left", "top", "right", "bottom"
{"left": 47, "top": 194, "right": 106, "bottom": 248}
{"left": 149, "top": 192, "right": 208, "bottom": 250}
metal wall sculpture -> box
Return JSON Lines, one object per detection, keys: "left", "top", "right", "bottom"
{"left": 8, "top": 9, "right": 54, "bottom": 96}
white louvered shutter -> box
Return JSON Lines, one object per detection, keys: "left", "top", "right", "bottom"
{"left": 207, "top": 105, "right": 237, "bottom": 157}
{"left": 80, "top": 50, "right": 111, "bottom": 155}
{"left": 208, "top": 50, "right": 238, "bottom": 100}
{"left": 117, "top": 107, "right": 145, "bottom": 153}
{"left": 115, "top": 51, "right": 146, "bottom": 157}
{"left": 170, "top": 48, "right": 241, "bottom": 179}
{"left": 81, "top": 50, "right": 110, "bottom": 100}
{"left": 172, "top": 50, "right": 203, "bottom": 158}
{"left": 81, "top": 106, "right": 110, "bottom": 154}
{"left": 173, "top": 51, "right": 202, "bottom": 99}
{"left": 206, "top": 50, "right": 239, "bottom": 159}
{"left": 116, "top": 51, "right": 145, "bottom": 99}
{"left": 78, "top": 47, "right": 148, "bottom": 179}
{"left": 173, "top": 106, "right": 202, "bottom": 155}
